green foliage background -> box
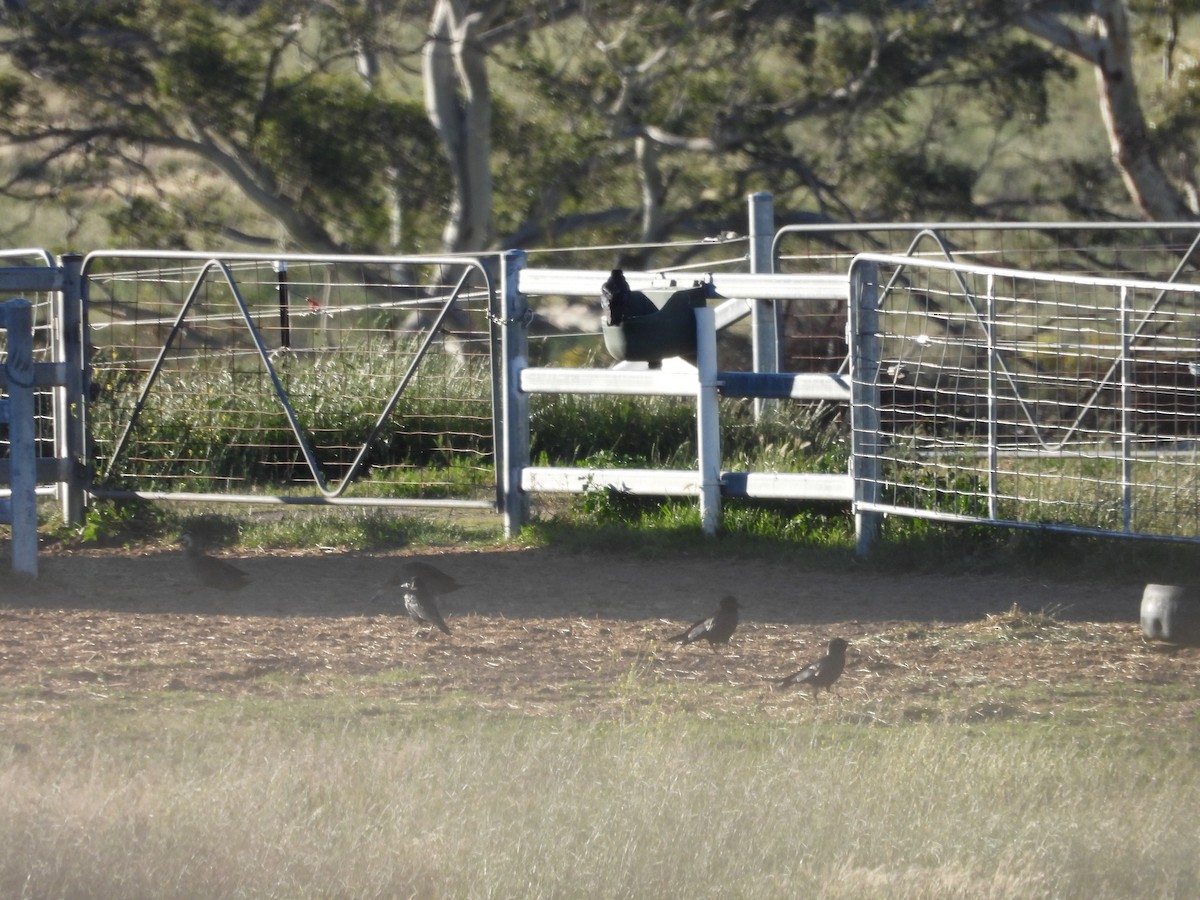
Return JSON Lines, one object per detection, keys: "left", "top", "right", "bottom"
{"left": 0, "top": 1, "right": 1179, "bottom": 257}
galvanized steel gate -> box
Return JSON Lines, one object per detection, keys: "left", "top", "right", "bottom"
{"left": 82, "top": 251, "right": 500, "bottom": 512}
{"left": 11, "top": 214, "right": 1200, "bottom": 573}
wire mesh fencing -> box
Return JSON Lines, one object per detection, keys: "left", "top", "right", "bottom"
{"left": 82, "top": 252, "right": 498, "bottom": 507}
{"left": 19, "top": 222, "right": 1200, "bottom": 543}
{"left": 850, "top": 252, "right": 1200, "bottom": 542}
{"left": 775, "top": 222, "right": 1200, "bottom": 375}
{"left": 0, "top": 250, "right": 62, "bottom": 472}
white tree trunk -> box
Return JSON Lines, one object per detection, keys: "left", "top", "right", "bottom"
{"left": 1022, "top": 0, "right": 1194, "bottom": 220}
{"left": 636, "top": 135, "right": 665, "bottom": 243}
{"left": 423, "top": 0, "right": 494, "bottom": 252}
{"left": 1090, "top": 0, "right": 1193, "bottom": 219}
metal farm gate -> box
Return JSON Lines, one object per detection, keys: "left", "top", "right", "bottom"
{"left": 848, "top": 251, "right": 1200, "bottom": 548}
{"left": 0, "top": 251, "right": 88, "bottom": 574}
{"left": 82, "top": 251, "right": 500, "bottom": 512}
{"left": 12, "top": 211, "right": 1200, "bottom": 569}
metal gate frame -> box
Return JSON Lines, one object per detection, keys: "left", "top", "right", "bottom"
{"left": 82, "top": 250, "right": 500, "bottom": 512}
{"left": 848, "top": 251, "right": 1200, "bottom": 551}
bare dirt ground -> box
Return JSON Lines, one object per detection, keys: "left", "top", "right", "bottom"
{"left": 2, "top": 544, "right": 1198, "bottom": 724}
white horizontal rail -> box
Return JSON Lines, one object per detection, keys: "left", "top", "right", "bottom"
{"left": 517, "top": 268, "right": 847, "bottom": 301}
{"left": 708, "top": 272, "right": 848, "bottom": 301}
{"left": 523, "top": 467, "right": 701, "bottom": 496}
{"left": 720, "top": 372, "right": 850, "bottom": 401}
{"left": 521, "top": 366, "right": 697, "bottom": 396}
{"left": 713, "top": 297, "right": 753, "bottom": 329}
{"left": 721, "top": 471, "right": 853, "bottom": 501}
{"left": 520, "top": 366, "right": 851, "bottom": 401}
{"left": 522, "top": 467, "right": 853, "bottom": 501}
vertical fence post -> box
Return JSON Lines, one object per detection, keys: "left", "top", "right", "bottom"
{"left": 2, "top": 298, "right": 37, "bottom": 576}
{"left": 501, "top": 250, "right": 530, "bottom": 538}
{"left": 275, "top": 260, "right": 291, "bottom": 349}
{"left": 55, "top": 253, "right": 87, "bottom": 526}
{"left": 986, "top": 273, "right": 999, "bottom": 521}
{"left": 849, "top": 259, "right": 882, "bottom": 555}
{"left": 1119, "top": 285, "right": 1133, "bottom": 533}
{"left": 748, "top": 192, "right": 778, "bottom": 420}
{"left": 695, "top": 306, "right": 721, "bottom": 536}
{"left": 482, "top": 255, "right": 505, "bottom": 516}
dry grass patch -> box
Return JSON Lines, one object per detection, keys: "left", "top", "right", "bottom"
{"left": 2, "top": 706, "right": 1198, "bottom": 899}
{"left": 2, "top": 550, "right": 1198, "bottom": 896}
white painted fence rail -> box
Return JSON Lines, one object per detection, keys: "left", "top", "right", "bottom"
{"left": 517, "top": 364, "right": 854, "bottom": 505}
{"left": 516, "top": 268, "right": 850, "bottom": 302}
{"left": 499, "top": 249, "right": 854, "bottom": 538}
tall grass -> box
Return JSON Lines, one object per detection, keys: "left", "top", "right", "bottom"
{"left": 89, "top": 344, "right": 496, "bottom": 493}
{"left": 90, "top": 342, "right": 850, "bottom": 503}
{"left": 2, "top": 702, "right": 1196, "bottom": 899}
{"left": 530, "top": 393, "right": 847, "bottom": 474}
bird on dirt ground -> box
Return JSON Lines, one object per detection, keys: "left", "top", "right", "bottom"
{"left": 177, "top": 531, "right": 250, "bottom": 592}
{"left": 669, "top": 595, "right": 741, "bottom": 651}
{"left": 775, "top": 638, "right": 850, "bottom": 696}
{"left": 402, "top": 572, "right": 452, "bottom": 637}
{"left": 369, "top": 560, "right": 462, "bottom": 604}
{"left": 399, "top": 560, "right": 462, "bottom": 597}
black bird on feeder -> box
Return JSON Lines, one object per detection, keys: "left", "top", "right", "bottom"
{"left": 600, "top": 268, "right": 656, "bottom": 326}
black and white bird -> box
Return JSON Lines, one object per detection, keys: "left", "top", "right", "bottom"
{"left": 775, "top": 638, "right": 850, "bottom": 695}
{"left": 400, "top": 560, "right": 462, "bottom": 598}
{"left": 383, "top": 560, "right": 461, "bottom": 637}
{"left": 669, "top": 595, "right": 741, "bottom": 651}
{"left": 370, "top": 560, "right": 462, "bottom": 605}
{"left": 402, "top": 572, "right": 452, "bottom": 636}
{"left": 177, "top": 531, "right": 250, "bottom": 592}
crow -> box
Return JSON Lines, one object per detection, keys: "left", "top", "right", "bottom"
{"left": 600, "top": 268, "right": 656, "bottom": 326}
{"left": 669, "top": 595, "right": 741, "bottom": 651}
{"left": 775, "top": 638, "right": 849, "bottom": 695}
{"left": 177, "top": 531, "right": 250, "bottom": 592}
{"left": 402, "top": 572, "right": 452, "bottom": 636}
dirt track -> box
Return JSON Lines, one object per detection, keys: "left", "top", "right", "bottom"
{"left": 2, "top": 545, "right": 1197, "bottom": 724}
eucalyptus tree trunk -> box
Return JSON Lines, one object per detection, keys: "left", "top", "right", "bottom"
{"left": 1022, "top": 0, "right": 1195, "bottom": 220}
{"left": 636, "top": 135, "right": 666, "bottom": 244}
{"left": 423, "top": 0, "right": 495, "bottom": 252}
{"left": 1089, "top": 0, "right": 1194, "bottom": 218}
